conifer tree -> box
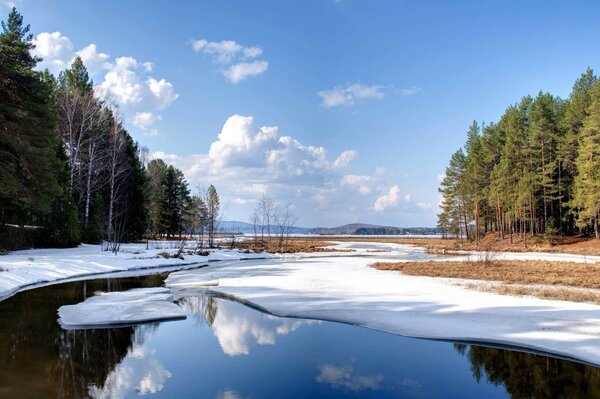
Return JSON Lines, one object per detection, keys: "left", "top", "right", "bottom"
{"left": 573, "top": 81, "right": 600, "bottom": 239}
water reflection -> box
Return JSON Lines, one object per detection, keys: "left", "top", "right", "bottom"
{"left": 2, "top": 275, "right": 600, "bottom": 398}
{"left": 0, "top": 274, "right": 165, "bottom": 398}
{"left": 178, "top": 294, "right": 317, "bottom": 356}
{"left": 315, "top": 363, "right": 383, "bottom": 391}
{"left": 455, "top": 344, "right": 600, "bottom": 399}
{"left": 88, "top": 325, "right": 171, "bottom": 398}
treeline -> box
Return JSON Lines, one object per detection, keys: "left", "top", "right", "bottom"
{"left": 438, "top": 68, "right": 600, "bottom": 242}
{"left": 0, "top": 8, "right": 219, "bottom": 250}
{"left": 354, "top": 227, "right": 439, "bottom": 235}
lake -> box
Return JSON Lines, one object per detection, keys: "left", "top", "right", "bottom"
{"left": 1, "top": 273, "right": 599, "bottom": 398}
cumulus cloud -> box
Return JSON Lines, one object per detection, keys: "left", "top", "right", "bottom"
{"left": 318, "top": 83, "right": 386, "bottom": 108}
{"left": 342, "top": 175, "right": 374, "bottom": 195}
{"left": 191, "top": 38, "right": 268, "bottom": 83}
{"left": 31, "top": 32, "right": 177, "bottom": 137}
{"left": 373, "top": 185, "right": 400, "bottom": 211}
{"left": 132, "top": 112, "right": 161, "bottom": 130}
{"left": 223, "top": 61, "right": 269, "bottom": 84}
{"left": 147, "top": 114, "right": 434, "bottom": 226}
{"left": 32, "top": 31, "right": 74, "bottom": 74}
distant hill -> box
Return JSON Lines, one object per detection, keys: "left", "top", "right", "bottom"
{"left": 219, "top": 221, "right": 311, "bottom": 234}
{"left": 220, "top": 221, "right": 438, "bottom": 236}
{"left": 310, "top": 223, "right": 439, "bottom": 235}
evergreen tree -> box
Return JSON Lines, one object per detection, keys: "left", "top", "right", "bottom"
{"left": 206, "top": 185, "right": 220, "bottom": 247}
{"left": 0, "top": 8, "right": 65, "bottom": 228}
{"left": 439, "top": 149, "right": 469, "bottom": 239}
{"left": 573, "top": 81, "right": 600, "bottom": 239}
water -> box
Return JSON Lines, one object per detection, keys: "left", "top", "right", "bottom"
{"left": 1, "top": 275, "right": 599, "bottom": 398}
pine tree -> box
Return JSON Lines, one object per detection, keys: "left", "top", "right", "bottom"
{"left": 0, "top": 8, "right": 65, "bottom": 227}
{"left": 439, "top": 149, "right": 469, "bottom": 239}
{"left": 573, "top": 81, "right": 600, "bottom": 239}
{"left": 206, "top": 185, "right": 220, "bottom": 247}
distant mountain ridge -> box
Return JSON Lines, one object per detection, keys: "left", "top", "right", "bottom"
{"left": 219, "top": 221, "right": 311, "bottom": 234}
{"left": 221, "top": 221, "right": 438, "bottom": 235}
{"left": 310, "top": 223, "right": 438, "bottom": 235}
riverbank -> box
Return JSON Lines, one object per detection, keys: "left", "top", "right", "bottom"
{"left": 287, "top": 234, "right": 600, "bottom": 256}
{"left": 165, "top": 246, "right": 600, "bottom": 366}
{"left": 0, "top": 243, "right": 274, "bottom": 301}
{"left": 372, "top": 260, "right": 600, "bottom": 303}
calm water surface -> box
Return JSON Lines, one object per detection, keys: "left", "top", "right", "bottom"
{"left": 1, "top": 274, "right": 600, "bottom": 398}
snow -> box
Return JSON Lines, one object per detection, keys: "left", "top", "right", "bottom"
{"left": 58, "top": 287, "right": 186, "bottom": 329}
{"left": 4, "top": 239, "right": 600, "bottom": 364}
{"left": 166, "top": 246, "right": 600, "bottom": 366}
{"left": 0, "top": 242, "right": 272, "bottom": 301}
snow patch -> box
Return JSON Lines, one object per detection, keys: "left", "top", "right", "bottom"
{"left": 166, "top": 255, "right": 600, "bottom": 366}
{"left": 58, "top": 287, "right": 186, "bottom": 329}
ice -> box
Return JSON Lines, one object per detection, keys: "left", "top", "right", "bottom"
{"left": 0, "top": 242, "right": 273, "bottom": 301}
{"left": 166, "top": 254, "right": 600, "bottom": 366}
{"left": 58, "top": 287, "right": 186, "bottom": 329}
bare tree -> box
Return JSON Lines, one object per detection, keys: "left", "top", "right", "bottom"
{"left": 251, "top": 209, "right": 260, "bottom": 248}
{"left": 256, "top": 195, "right": 276, "bottom": 243}
{"left": 103, "top": 116, "right": 132, "bottom": 252}
{"left": 274, "top": 205, "right": 297, "bottom": 251}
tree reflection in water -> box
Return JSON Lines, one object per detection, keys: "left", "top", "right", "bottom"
{"left": 455, "top": 343, "right": 600, "bottom": 398}
{"left": 3, "top": 274, "right": 600, "bottom": 399}
{"left": 0, "top": 274, "right": 165, "bottom": 399}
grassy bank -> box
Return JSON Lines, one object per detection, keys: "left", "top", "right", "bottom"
{"left": 372, "top": 260, "right": 600, "bottom": 303}
{"left": 295, "top": 234, "right": 600, "bottom": 256}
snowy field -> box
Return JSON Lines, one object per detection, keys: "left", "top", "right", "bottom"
{"left": 3, "top": 240, "right": 600, "bottom": 365}
{"left": 0, "top": 242, "right": 273, "bottom": 301}
{"left": 165, "top": 242, "right": 600, "bottom": 366}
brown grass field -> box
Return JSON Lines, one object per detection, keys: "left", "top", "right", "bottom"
{"left": 372, "top": 260, "right": 600, "bottom": 303}
{"left": 287, "top": 233, "right": 600, "bottom": 256}
{"left": 235, "top": 238, "right": 339, "bottom": 254}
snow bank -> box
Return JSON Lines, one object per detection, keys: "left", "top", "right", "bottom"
{"left": 0, "top": 242, "right": 272, "bottom": 301}
{"left": 58, "top": 287, "right": 186, "bottom": 329}
{"left": 166, "top": 255, "right": 600, "bottom": 366}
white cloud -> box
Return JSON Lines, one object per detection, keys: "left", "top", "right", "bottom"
{"left": 0, "top": 1, "right": 17, "bottom": 9}
{"left": 401, "top": 86, "right": 423, "bottom": 96}
{"left": 191, "top": 38, "right": 268, "bottom": 83}
{"left": 32, "top": 32, "right": 74, "bottom": 74}
{"left": 373, "top": 185, "right": 400, "bottom": 211}
{"left": 404, "top": 193, "right": 412, "bottom": 202}
{"left": 318, "top": 83, "right": 385, "bottom": 108}
{"left": 192, "top": 39, "right": 243, "bottom": 64}
{"left": 342, "top": 175, "right": 373, "bottom": 195}
{"left": 31, "top": 32, "right": 177, "bottom": 137}
{"left": 133, "top": 112, "right": 160, "bottom": 129}
{"left": 76, "top": 43, "right": 110, "bottom": 75}
{"left": 223, "top": 61, "right": 269, "bottom": 84}
{"left": 148, "top": 115, "right": 435, "bottom": 226}
{"left": 416, "top": 202, "right": 433, "bottom": 211}
{"left": 97, "top": 57, "right": 178, "bottom": 135}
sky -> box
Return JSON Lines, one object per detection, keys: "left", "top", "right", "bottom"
{"left": 3, "top": 0, "right": 600, "bottom": 227}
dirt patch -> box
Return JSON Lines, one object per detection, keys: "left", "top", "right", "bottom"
{"left": 371, "top": 260, "right": 600, "bottom": 290}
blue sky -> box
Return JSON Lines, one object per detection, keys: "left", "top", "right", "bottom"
{"left": 4, "top": 0, "right": 600, "bottom": 227}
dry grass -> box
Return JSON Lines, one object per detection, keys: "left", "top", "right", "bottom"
{"left": 462, "top": 282, "right": 600, "bottom": 304}
{"left": 235, "top": 239, "right": 341, "bottom": 254}
{"left": 371, "top": 260, "right": 600, "bottom": 290}
{"left": 305, "top": 233, "right": 600, "bottom": 256}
